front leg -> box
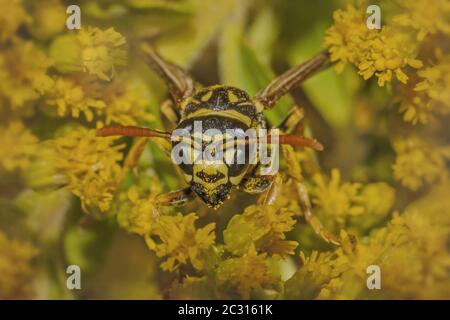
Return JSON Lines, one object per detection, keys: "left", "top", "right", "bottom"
{"left": 295, "top": 179, "right": 341, "bottom": 245}
{"left": 160, "top": 98, "right": 180, "bottom": 127}
{"left": 282, "top": 144, "right": 340, "bottom": 246}
{"left": 151, "top": 187, "right": 196, "bottom": 218}
{"left": 278, "top": 106, "right": 340, "bottom": 245}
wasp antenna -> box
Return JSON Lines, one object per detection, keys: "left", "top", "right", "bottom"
{"left": 96, "top": 126, "right": 171, "bottom": 139}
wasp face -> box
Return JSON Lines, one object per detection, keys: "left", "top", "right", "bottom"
{"left": 172, "top": 117, "right": 250, "bottom": 209}
{"left": 170, "top": 86, "right": 264, "bottom": 208}
{"left": 190, "top": 160, "right": 232, "bottom": 209}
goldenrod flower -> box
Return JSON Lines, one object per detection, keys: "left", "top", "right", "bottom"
{"left": 0, "top": 0, "right": 30, "bottom": 43}
{"left": 168, "top": 276, "right": 215, "bottom": 300}
{"left": 398, "top": 84, "right": 435, "bottom": 125}
{"left": 284, "top": 250, "right": 347, "bottom": 299}
{"left": 97, "top": 76, "right": 155, "bottom": 127}
{"left": 51, "top": 126, "right": 125, "bottom": 214}
{"left": 359, "top": 183, "right": 395, "bottom": 217}
{"left": 288, "top": 185, "right": 450, "bottom": 300}
{"left": 399, "top": 52, "right": 450, "bottom": 124}
{"left": 311, "top": 169, "right": 365, "bottom": 225}
{"left": 0, "top": 41, "right": 53, "bottom": 109}
{"left": 0, "top": 121, "right": 39, "bottom": 172}
{"left": 393, "top": 137, "right": 450, "bottom": 190}
{"left": 330, "top": 183, "right": 450, "bottom": 299}
{"left": 393, "top": 0, "right": 450, "bottom": 40}
{"left": 46, "top": 77, "right": 106, "bottom": 121}
{"left": 29, "top": 0, "right": 66, "bottom": 40}
{"left": 77, "top": 27, "right": 127, "bottom": 81}
{"left": 216, "top": 245, "right": 279, "bottom": 299}
{"left": 223, "top": 204, "right": 298, "bottom": 257}
{"left": 0, "top": 231, "right": 38, "bottom": 299}
{"left": 117, "top": 181, "right": 162, "bottom": 236}
{"left": 145, "top": 213, "right": 216, "bottom": 272}
{"left": 46, "top": 75, "right": 154, "bottom": 126}
{"left": 325, "top": 5, "right": 422, "bottom": 86}
{"left": 415, "top": 54, "right": 450, "bottom": 108}
{"left": 50, "top": 27, "right": 126, "bottom": 80}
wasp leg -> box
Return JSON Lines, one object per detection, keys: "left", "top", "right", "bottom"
{"left": 241, "top": 106, "right": 309, "bottom": 203}
{"left": 118, "top": 137, "right": 149, "bottom": 183}
{"left": 276, "top": 106, "right": 339, "bottom": 245}
{"left": 256, "top": 174, "right": 282, "bottom": 206}
{"left": 141, "top": 43, "right": 195, "bottom": 104}
{"left": 281, "top": 144, "right": 340, "bottom": 246}
{"left": 117, "top": 136, "right": 172, "bottom": 182}
{"left": 152, "top": 187, "right": 196, "bottom": 218}
{"left": 238, "top": 163, "right": 279, "bottom": 205}
{"left": 278, "top": 105, "right": 305, "bottom": 134}
{"left": 294, "top": 179, "right": 340, "bottom": 245}
{"left": 160, "top": 98, "right": 180, "bottom": 127}
{"left": 254, "top": 51, "right": 329, "bottom": 110}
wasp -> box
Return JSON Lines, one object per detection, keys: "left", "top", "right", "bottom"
{"left": 97, "top": 44, "right": 339, "bottom": 245}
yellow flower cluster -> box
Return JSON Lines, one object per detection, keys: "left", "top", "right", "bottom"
{"left": 0, "top": 0, "right": 30, "bottom": 43}
{"left": 325, "top": 5, "right": 422, "bottom": 87}
{"left": 312, "top": 169, "right": 364, "bottom": 224}
{"left": 393, "top": 0, "right": 450, "bottom": 41}
{"left": 51, "top": 126, "right": 125, "bottom": 214}
{"left": 30, "top": 0, "right": 66, "bottom": 40}
{"left": 311, "top": 169, "right": 395, "bottom": 229}
{"left": 97, "top": 76, "right": 156, "bottom": 127}
{"left": 223, "top": 204, "right": 298, "bottom": 257}
{"left": 0, "top": 231, "right": 38, "bottom": 299}
{"left": 145, "top": 213, "right": 216, "bottom": 272}
{"left": 0, "top": 121, "right": 39, "bottom": 172}
{"left": 77, "top": 27, "right": 127, "bottom": 81}
{"left": 0, "top": 41, "right": 53, "bottom": 111}
{"left": 344, "top": 183, "right": 448, "bottom": 299}
{"left": 45, "top": 75, "right": 154, "bottom": 126}
{"left": 216, "top": 245, "right": 279, "bottom": 299}
{"left": 393, "top": 137, "right": 450, "bottom": 190}
{"left": 399, "top": 52, "right": 450, "bottom": 124}
{"left": 117, "top": 181, "right": 162, "bottom": 236}
{"left": 284, "top": 250, "right": 347, "bottom": 299}
{"left": 286, "top": 181, "right": 450, "bottom": 299}
{"left": 46, "top": 27, "right": 153, "bottom": 126}
{"left": 45, "top": 77, "right": 106, "bottom": 122}
{"left": 415, "top": 54, "right": 450, "bottom": 112}
{"left": 52, "top": 27, "right": 127, "bottom": 81}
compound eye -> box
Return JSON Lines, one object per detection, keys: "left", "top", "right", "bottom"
{"left": 224, "top": 147, "right": 235, "bottom": 165}
{"left": 173, "top": 142, "right": 194, "bottom": 174}
{"left": 224, "top": 146, "right": 249, "bottom": 165}
{"left": 224, "top": 146, "right": 248, "bottom": 176}
{"left": 235, "top": 148, "right": 246, "bottom": 165}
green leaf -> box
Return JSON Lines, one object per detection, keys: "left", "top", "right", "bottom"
{"left": 154, "top": 0, "right": 242, "bottom": 66}
{"left": 218, "top": 4, "right": 292, "bottom": 125}
{"left": 126, "top": 0, "right": 195, "bottom": 14}
{"left": 64, "top": 219, "right": 115, "bottom": 274}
